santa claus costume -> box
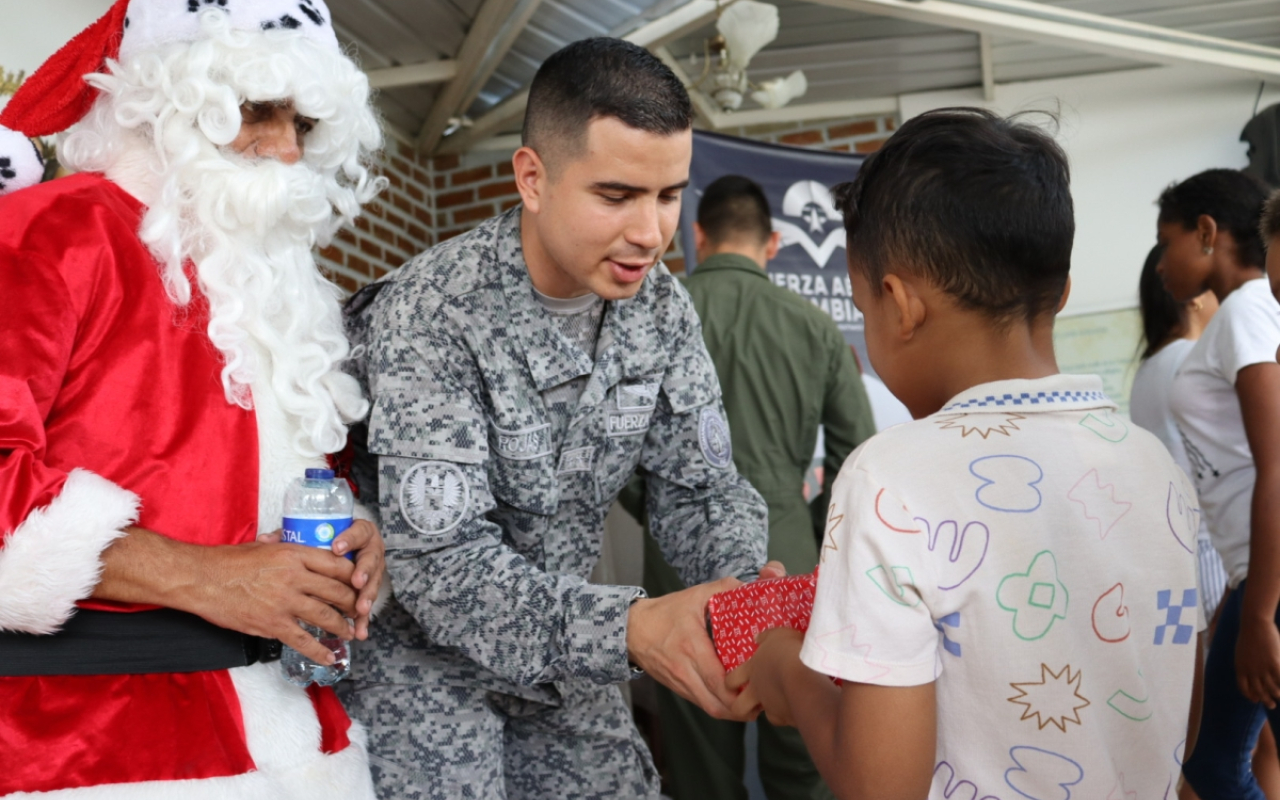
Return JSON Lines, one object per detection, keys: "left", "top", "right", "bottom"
{"left": 0, "top": 1, "right": 386, "bottom": 796}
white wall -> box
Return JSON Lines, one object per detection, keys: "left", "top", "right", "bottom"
{"left": 0, "top": 1, "right": 115, "bottom": 76}
{"left": 900, "top": 65, "right": 1280, "bottom": 317}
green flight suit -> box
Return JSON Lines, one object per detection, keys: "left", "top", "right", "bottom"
{"left": 640, "top": 252, "right": 877, "bottom": 800}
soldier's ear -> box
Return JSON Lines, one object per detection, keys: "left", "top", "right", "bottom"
{"left": 512, "top": 146, "right": 547, "bottom": 214}
{"left": 764, "top": 230, "right": 782, "bottom": 261}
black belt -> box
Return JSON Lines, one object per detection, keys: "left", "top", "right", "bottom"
{"left": 0, "top": 609, "right": 281, "bottom": 677}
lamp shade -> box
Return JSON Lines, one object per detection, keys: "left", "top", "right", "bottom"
{"left": 716, "top": 0, "right": 779, "bottom": 72}
{"left": 751, "top": 69, "right": 807, "bottom": 109}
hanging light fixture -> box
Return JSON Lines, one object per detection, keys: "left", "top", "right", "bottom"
{"left": 690, "top": 0, "right": 807, "bottom": 113}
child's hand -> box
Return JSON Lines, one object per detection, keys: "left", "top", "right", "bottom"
{"left": 726, "top": 626, "right": 806, "bottom": 726}
{"left": 1237, "top": 615, "right": 1280, "bottom": 708}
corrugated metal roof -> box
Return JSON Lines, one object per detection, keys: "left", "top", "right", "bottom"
{"left": 334, "top": 0, "right": 1280, "bottom": 146}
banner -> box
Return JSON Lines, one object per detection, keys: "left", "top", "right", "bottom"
{"left": 678, "top": 129, "right": 871, "bottom": 372}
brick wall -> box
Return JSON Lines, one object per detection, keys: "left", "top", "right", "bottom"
{"left": 322, "top": 113, "right": 896, "bottom": 291}
{"left": 316, "top": 140, "right": 436, "bottom": 293}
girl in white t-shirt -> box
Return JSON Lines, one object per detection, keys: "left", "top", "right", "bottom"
{"left": 1131, "top": 245, "right": 1225, "bottom": 625}
{"left": 1161, "top": 169, "right": 1279, "bottom": 800}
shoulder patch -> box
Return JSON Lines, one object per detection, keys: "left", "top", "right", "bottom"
{"left": 699, "top": 406, "right": 733, "bottom": 469}
{"left": 399, "top": 461, "right": 471, "bottom": 536}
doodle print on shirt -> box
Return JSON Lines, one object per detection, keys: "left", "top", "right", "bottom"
{"left": 932, "top": 761, "right": 1001, "bottom": 800}
{"left": 1007, "top": 663, "right": 1091, "bottom": 732}
{"left": 935, "top": 412, "right": 1026, "bottom": 439}
{"left": 1154, "top": 589, "right": 1197, "bottom": 645}
{"left": 916, "top": 517, "right": 990, "bottom": 590}
{"left": 875, "top": 485, "right": 922, "bottom": 533}
{"left": 1165, "top": 484, "right": 1199, "bottom": 554}
{"left": 1005, "top": 746, "right": 1085, "bottom": 800}
{"left": 1107, "top": 774, "right": 1137, "bottom": 800}
{"left": 934, "top": 612, "right": 962, "bottom": 658}
{"left": 1067, "top": 470, "right": 1132, "bottom": 540}
{"left": 821, "top": 504, "right": 844, "bottom": 562}
{"left": 809, "top": 624, "right": 892, "bottom": 682}
{"left": 866, "top": 565, "right": 923, "bottom": 607}
{"left": 970, "top": 455, "right": 1044, "bottom": 513}
{"left": 1079, "top": 409, "right": 1129, "bottom": 443}
{"left": 1091, "top": 583, "right": 1131, "bottom": 643}
{"left": 1106, "top": 671, "right": 1152, "bottom": 722}
{"left": 997, "top": 550, "right": 1069, "bottom": 641}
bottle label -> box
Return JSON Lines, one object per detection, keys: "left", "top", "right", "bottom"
{"left": 282, "top": 516, "right": 354, "bottom": 559}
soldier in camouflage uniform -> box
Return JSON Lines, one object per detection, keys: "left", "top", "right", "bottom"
{"left": 342, "top": 38, "right": 772, "bottom": 799}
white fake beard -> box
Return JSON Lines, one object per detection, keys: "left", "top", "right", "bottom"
{"left": 57, "top": 15, "right": 386, "bottom": 458}
{"left": 142, "top": 145, "right": 368, "bottom": 458}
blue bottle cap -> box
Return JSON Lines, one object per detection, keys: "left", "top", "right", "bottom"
{"left": 305, "top": 468, "right": 335, "bottom": 480}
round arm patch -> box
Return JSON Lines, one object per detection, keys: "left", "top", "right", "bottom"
{"left": 399, "top": 461, "right": 471, "bottom": 536}
{"left": 699, "top": 406, "right": 733, "bottom": 469}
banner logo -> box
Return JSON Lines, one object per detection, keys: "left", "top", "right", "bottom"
{"left": 771, "top": 181, "right": 845, "bottom": 268}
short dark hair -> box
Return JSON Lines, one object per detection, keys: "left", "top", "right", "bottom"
{"left": 697, "top": 175, "right": 773, "bottom": 246}
{"left": 833, "top": 108, "right": 1073, "bottom": 323}
{"left": 522, "top": 38, "right": 693, "bottom": 167}
{"left": 1262, "top": 189, "right": 1280, "bottom": 244}
{"left": 1157, "top": 169, "right": 1270, "bottom": 269}
{"left": 1138, "top": 244, "right": 1183, "bottom": 361}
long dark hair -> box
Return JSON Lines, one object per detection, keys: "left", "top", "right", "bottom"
{"left": 1138, "top": 244, "right": 1184, "bottom": 360}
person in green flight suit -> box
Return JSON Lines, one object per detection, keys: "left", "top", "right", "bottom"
{"left": 633, "top": 174, "right": 877, "bottom": 800}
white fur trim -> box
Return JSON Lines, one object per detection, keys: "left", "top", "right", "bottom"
{"left": 9, "top": 663, "right": 375, "bottom": 799}
{"left": 119, "top": 1, "right": 340, "bottom": 62}
{"left": 0, "top": 469, "right": 138, "bottom": 634}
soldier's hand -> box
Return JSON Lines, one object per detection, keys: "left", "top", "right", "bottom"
{"left": 332, "top": 519, "right": 386, "bottom": 640}
{"left": 627, "top": 576, "right": 750, "bottom": 721}
{"left": 757, "top": 560, "right": 787, "bottom": 581}
{"left": 190, "top": 537, "right": 360, "bottom": 666}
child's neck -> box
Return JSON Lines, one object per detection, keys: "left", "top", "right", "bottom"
{"left": 917, "top": 311, "right": 1059, "bottom": 415}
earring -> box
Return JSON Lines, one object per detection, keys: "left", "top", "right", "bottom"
{"left": 1202, "top": 246, "right": 1214, "bottom": 255}
{"left": 1191, "top": 299, "right": 1204, "bottom": 312}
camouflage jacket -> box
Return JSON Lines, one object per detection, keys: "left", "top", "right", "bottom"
{"left": 345, "top": 208, "right": 768, "bottom": 693}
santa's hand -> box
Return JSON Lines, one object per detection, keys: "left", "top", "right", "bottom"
{"left": 192, "top": 539, "right": 361, "bottom": 666}
{"left": 331, "top": 519, "right": 386, "bottom": 640}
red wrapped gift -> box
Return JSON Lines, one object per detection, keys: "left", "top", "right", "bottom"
{"left": 707, "top": 570, "right": 819, "bottom": 673}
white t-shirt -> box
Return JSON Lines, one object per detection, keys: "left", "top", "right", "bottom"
{"left": 803, "top": 374, "right": 1199, "bottom": 799}
{"left": 1132, "top": 339, "right": 1197, "bottom": 473}
{"left": 1171, "top": 278, "right": 1280, "bottom": 588}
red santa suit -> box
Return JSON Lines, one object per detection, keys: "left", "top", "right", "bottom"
{"left": 0, "top": 173, "right": 375, "bottom": 797}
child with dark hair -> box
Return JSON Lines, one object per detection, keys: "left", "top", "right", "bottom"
{"left": 727, "top": 108, "right": 1203, "bottom": 799}
{"left": 1131, "top": 246, "right": 1225, "bottom": 625}
{"left": 1162, "top": 170, "right": 1280, "bottom": 800}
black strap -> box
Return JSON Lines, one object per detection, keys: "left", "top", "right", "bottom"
{"left": 0, "top": 609, "right": 281, "bottom": 677}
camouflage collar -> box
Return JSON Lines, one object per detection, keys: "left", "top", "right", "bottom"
{"left": 496, "top": 210, "right": 596, "bottom": 392}
{"left": 598, "top": 276, "right": 666, "bottom": 379}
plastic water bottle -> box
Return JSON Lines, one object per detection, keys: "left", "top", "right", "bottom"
{"left": 280, "top": 468, "right": 354, "bottom": 687}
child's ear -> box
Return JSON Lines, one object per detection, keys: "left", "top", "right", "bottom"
{"left": 883, "top": 273, "right": 927, "bottom": 340}
{"left": 1196, "top": 214, "right": 1219, "bottom": 252}
{"left": 1057, "top": 276, "right": 1072, "bottom": 313}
